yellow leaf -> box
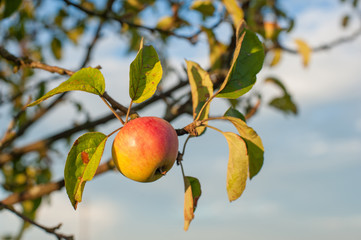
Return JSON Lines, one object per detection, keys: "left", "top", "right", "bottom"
{"left": 294, "top": 39, "right": 312, "bottom": 67}
{"left": 184, "top": 177, "right": 194, "bottom": 231}
{"left": 222, "top": 132, "right": 249, "bottom": 202}
{"left": 186, "top": 60, "right": 213, "bottom": 135}
{"left": 270, "top": 48, "right": 282, "bottom": 67}
{"left": 156, "top": 16, "right": 174, "bottom": 31}
{"left": 221, "top": 0, "right": 244, "bottom": 28}
{"left": 263, "top": 21, "right": 280, "bottom": 39}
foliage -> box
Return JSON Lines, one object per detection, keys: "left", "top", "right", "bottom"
{"left": 0, "top": 0, "right": 359, "bottom": 239}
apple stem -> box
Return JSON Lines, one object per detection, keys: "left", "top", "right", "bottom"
{"left": 125, "top": 100, "right": 133, "bottom": 124}
{"left": 179, "top": 160, "right": 186, "bottom": 179}
{"left": 100, "top": 96, "right": 125, "bottom": 125}
{"left": 181, "top": 135, "right": 192, "bottom": 156}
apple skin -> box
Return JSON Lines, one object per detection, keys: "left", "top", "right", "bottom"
{"left": 112, "top": 116, "right": 179, "bottom": 182}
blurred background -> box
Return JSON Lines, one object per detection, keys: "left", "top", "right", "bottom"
{"left": 0, "top": 0, "right": 361, "bottom": 239}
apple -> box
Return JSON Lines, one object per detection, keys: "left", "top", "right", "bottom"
{"left": 112, "top": 116, "right": 179, "bottom": 182}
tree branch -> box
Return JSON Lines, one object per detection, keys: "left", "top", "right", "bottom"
{"left": 0, "top": 46, "right": 75, "bottom": 75}
{"left": 0, "top": 202, "right": 73, "bottom": 240}
{"left": 0, "top": 78, "right": 189, "bottom": 167}
{"left": 1, "top": 159, "right": 115, "bottom": 206}
{"left": 62, "top": 0, "right": 222, "bottom": 43}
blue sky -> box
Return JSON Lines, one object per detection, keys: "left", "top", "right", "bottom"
{"left": 1, "top": 0, "right": 361, "bottom": 239}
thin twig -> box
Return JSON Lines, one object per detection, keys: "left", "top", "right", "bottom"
{"left": 245, "top": 98, "right": 261, "bottom": 120}
{"left": 0, "top": 46, "right": 75, "bottom": 75}
{"left": 62, "top": 0, "right": 223, "bottom": 43}
{"left": 0, "top": 202, "right": 73, "bottom": 240}
{"left": 100, "top": 96, "right": 125, "bottom": 124}
{"left": 278, "top": 26, "right": 361, "bottom": 54}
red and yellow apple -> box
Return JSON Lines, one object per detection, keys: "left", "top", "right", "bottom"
{"left": 112, "top": 116, "right": 179, "bottom": 182}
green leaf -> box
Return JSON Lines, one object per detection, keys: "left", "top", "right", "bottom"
{"left": 265, "top": 77, "right": 289, "bottom": 94}
{"left": 217, "top": 26, "right": 265, "bottom": 99}
{"left": 186, "top": 60, "right": 213, "bottom": 135}
{"left": 3, "top": 0, "right": 22, "bottom": 18}
{"left": 215, "top": 116, "right": 264, "bottom": 179}
{"left": 129, "top": 39, "right": 163, "bottom": 103}
{"left": 27, "top": 67, "right": 105, "bottom": 107}
{"left": 183, "top": 176, "right": 201, "bottom": 231}
{"left": 269, "top": 95, "right": 297, "bottom": 115}
{"left": 51, "top": 37, "right": 62, "bottom": 60}
{"left": 224, "top": 107, "right": 246, "bottom": 122}
{"left": 190, "top": 0, "right": 215, "bottom": 19}
{"left": 341, "top": 15, "right": 350, "bottom": 28}
{"left": 265, "top": 77, "right": 298, "bottom": 115}
{"left": 64, "top": 132, "right": 108, "bottom": 209}
{"left": 222, "top": 132, "right": 248, "bottom": 202}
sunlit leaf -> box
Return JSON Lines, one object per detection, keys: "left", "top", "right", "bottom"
{"left": 217, "top": 24, "right": 265, "bottom": 99}
{"left": 184, "top": 177, "right": 194, "bottom": 231}
{"left": 270, "top": 48, "right": 282, "bottom": 67}
{"left": 221, "top": 0, "right": 244, "bottom": 27}
{"left": 183, "top": 176, "right": 201, "bottom": 231}
{"left": 67, "top": 26, "right": 84, "bottom": 45}
{"left": 64, "top": 132, "right": 108, "bottom": 209}
{"left": 186, "top": 60, "right": 213, "bottom": 135}
{"left": 191, "top": 0, "right": 215, "bottom": 19}
{"left": 3, "top": 0, "right": 22, "bottom": 18}
{"left": 214, "top": 116, "right": 264, "bottom": 179}
{"left": 156, "top": 16, "right": 175, "bottom": 31}
{"left": 294, "top": 39, "right": 311, "bottom": 67}
{"left": 222, "top": 132, "right": 248, "bottom": 202}
{"left": 27, "top": 67, "right": 105, "bottom": 107}
{"left": 129, "top": 39, "right": 163, "bottom": 103}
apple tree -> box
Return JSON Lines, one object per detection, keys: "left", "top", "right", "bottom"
{"left": 0, "top": 0, "right": 360, "bottom": 239}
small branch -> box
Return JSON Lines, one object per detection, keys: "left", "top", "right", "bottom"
{"left": 79, "top": 14, "right": 107, "bottom": 68}
{"left": 279, "top": 26, "right": 361, "bottom": 54}
{"left": 245, "top": 98, "right": 261, "bottom": 120}
{"left": 100, "top": 96, "right": 125, "bottom": 124}
{"left": 0, "top": 45, "right": 75, "bottom": 75}
{"left": 62, "top": 0, "right": 222, "bottom": 43}
{"left": 1, "top": 159, "right": 115, "bottom": 205}
{"left": 0, "top": 202, "right": 73, "bottom": 240}
{"left": 102, "top": 91, "right": 130, "bottom": 114}
{"left": 0, "top": 80, "right": 190, "bottom": 166}
{"left": 175, "top": 128, "right": 189, "bottom": 136}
